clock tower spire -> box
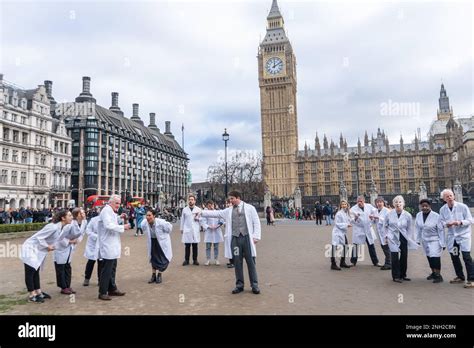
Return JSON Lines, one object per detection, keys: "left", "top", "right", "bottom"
{"left": 258, "top": 0, "right": 298, "bottom": 198}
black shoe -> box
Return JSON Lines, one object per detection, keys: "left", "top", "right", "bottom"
{"left": 340, "top": 261, "right": 351, "bottom": 268}
{"left": 432, "top": 274, "right": 443, "bottom": 283}
{"left": 227, "top": 263, "right": 234, "bottom": 268}
{"left": 232, "top": 287, "right": 244, "bottom": 294}
{"left": 98, "top": 294, "right": 112, "bottom": 301}
{"left": 402, "top": 277, "right": 411, "bottom": 281}
{"left": 38, "top": 292, "right": 51, "bottom": 299}
{"left": 373, "top": 263, "right": 383, "bottom": 267}
{"left": 252, "top": 287, "right": 260, "bottom": 294}
{"left": 28, "top": 295, "right": 44, "bottom": 303}
{"left": 156, "top": 273, "right": 162, "bottom": 284}
{"left": 331, "top": 263, "right": 341, "bottom": 271}
{"left": 380, "top": 265, "right": 391, "bottom": 270}
{"left": 193, "top": 261, "right": 199, "bottom": 266}
{"left": 148, "top": 274, "right": 156, "bottom": 284}
{"left": 182, "top": 260, "right": 189, "bottom": 266}
{"left": 427, "top": 272, "right": 435, "bottom": 280}
{"left": 392, "top": 278, "right": 403, "bottom": 283}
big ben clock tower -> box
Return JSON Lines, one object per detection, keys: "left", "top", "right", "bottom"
{"left": 258, "top": 0, "right": 298, "bottom": 198}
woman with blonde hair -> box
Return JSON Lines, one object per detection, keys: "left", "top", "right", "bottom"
{"left": 330, "top": 200, "right": 353, "bottom": 270}
{"left": 384, "top": 195, "right": 418, "bottom": 283}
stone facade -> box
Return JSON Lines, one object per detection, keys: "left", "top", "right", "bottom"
{"left": 0, "top": 74, "right": 71, "bottom": 209}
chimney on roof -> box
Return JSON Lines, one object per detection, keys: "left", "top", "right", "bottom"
{"left": 109, "top": 92, "right": 124, "bottom": 116}
{"left": 44, "top": 80, "right": 57, "bottom": 117}
{"left": 131, "top": 103, "right": 144, "bottom": 126}
{"left": 75, "top": 76, "right": 96, "bottom": 103}
{"left": 164, "top": 121, "right": 174, "bottom": 138}
{"left": 44, "top": 80, "right": 53, "bottom": 97}
{"left": 148, "top": 113, "right": 158, "bottom": 130}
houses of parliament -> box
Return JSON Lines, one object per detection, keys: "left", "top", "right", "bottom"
{"left": 258, "top": 0, "right": 473, "bottom": 200}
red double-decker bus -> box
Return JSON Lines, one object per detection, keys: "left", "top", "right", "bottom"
{"left": 86, "top": 195, "right": 145, "bottom": 209}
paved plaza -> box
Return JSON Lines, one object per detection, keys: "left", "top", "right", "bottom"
{"left": 0, "top": 219, "right": 473, "bottom": 315}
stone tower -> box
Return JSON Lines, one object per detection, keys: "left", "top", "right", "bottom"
{"left": 258, "top": 0, "right": 298, "bottom": 198}
{"left": 437, "top": 83, "right": 453, "bottom": 121}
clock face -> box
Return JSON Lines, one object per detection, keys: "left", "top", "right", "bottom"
{"left": 265, "top": 57, "right": 283, "bottom": 75}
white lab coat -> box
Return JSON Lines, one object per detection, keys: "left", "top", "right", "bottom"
{"left": 98, "top": 204, "right": 125, "bottom": 260}
{"left": 384, "top": 210, "right": 418, "bottom": 252}
{"left": 201, "top": 202, "right": 261, "bottom": 259}
{"left": 439, "top": 201, "right": 473, "bottom": 253}
{"left": 180, "top": 206, "right": 202, "bottom": 243}
{"left": 54, "top": 219, "right": 87, "bottom": 264}
{"left": 415, "top": 211, "right": 445, "bottom": 257}
{"left": 84, "top": 216, "right": 101, "bottom": 261}
{"left": 141, "top": 218, "right": 173, "bottom": 263}
{"left": 350, "top": 203, "right": 378, "bottom": 245}
{"left": 331, "top": 210, "right": 353, "bottom": 246}
{"left": 20, "top": 222, "right": 64, "bottom": 270}
{"left": 201, "top": 212, "right": 224, "bottom": 244}
{"left": 373, "top": 207, "right": 390, "bottom": 245}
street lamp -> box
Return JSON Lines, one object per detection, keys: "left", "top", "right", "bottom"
{"left": 222, "top": 128, "right": 230, "bottom": 200}
{"left": 354, "top": 153, "right": 360, "bottom": 197}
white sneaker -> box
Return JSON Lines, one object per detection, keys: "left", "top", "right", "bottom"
{"left": 215, "top": 260, "right": 220, "bottom": 266}
{"left": 205, "top": 260, "right": 210, "bottom": 266}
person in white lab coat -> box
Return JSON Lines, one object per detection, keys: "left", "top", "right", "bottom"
{"left": 83, "top": 210, "right": 102, "bottom": 286}
{"left": 97, "top": 195, "right": 130, "bottom": 300}
{"left": 180, "top": 194, "right": 202, "bottom": 266}
{"left": 201, "top": 200, "right": 224, "bottom": 266}
{"left": 141, "top": 209, "right": 173, "bottom": 284}
{"left": 330, "top": 200, "right": 353, "bottom": 270}
{"left": 54, "top": 207, "right": 87, "bottom": 294}
{"left": 20, "top": 210, "right": 73, "bottom": 303}
{"left": 371, "top": 197, "right": 391, "bottom": 270}
{"left": 415, "top": 199, "right": 445, "bottom": 283}
{"left": 200, "top": 191, "right": 261, "bottom": 294}
{"left": 384, "top": 195, "right": 419, "bottom": 283}
{"left": 439, "top": 189, "right": 474, "bottom": 288}
{"left": 349, "top": 196, "right": 381, "bottom": 267}
{"left": 224, "top": 198, "right": 235, "bottom": 268}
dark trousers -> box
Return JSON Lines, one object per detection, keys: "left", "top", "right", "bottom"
{"left": 54, "top": 262, "right": 72, "bottom": 289}
{"left": 427, "top": 256, "right": 441, "bottom": 270}
{"left": 351, "top": 237, "right": 379, "bottom": 265}
{"left": 450, "top": 241, "right": 474, "bottom": 281}
{"left": 381, "top": 244, "right": 391, "bottom": 266}
{"left": 231, "top": 234, "right": 258, "bottom": 289}
{"left": 99, "top": 259, "right": 118, "bottom": 295}
{"left": 315, "top": 215, "right": 322, "bottom": 225}
{"left": 24, "top": 264, "right": 40, "bottom": 292}
{"left": 185, "top": 243, "right": 198, "bottom": 262}
{"left": 331, "top": 236, "right": 349, "bottom": 263}
{"left": 391, "top": 234, "right": 408, "bottom": 279}
{"left": 84, "top": 259, "right": 102, "bottom": 282}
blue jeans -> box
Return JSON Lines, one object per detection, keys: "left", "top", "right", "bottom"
{"left": 206, "top": 243, "right": 219, "bottom": 260}
{"left": 326, "top": 215, "right": 332, "bottom": 225}
{"left": 25, "top": 217, "right": 33, "bottom": 223}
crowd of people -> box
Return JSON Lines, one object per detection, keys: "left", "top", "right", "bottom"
{"left": 329, "top": 189, "right": 473, "bottom": 288}
{"left": 14, "top": 186, "right": 473, "bottom": 305}
{"left": 276, "top": 201, "right": 337, "bottom": 224}
{"left": 18, "top": 190, "right": 262, "bottom": 303}
{"left": 0, "top": 207, "right": 56, "bottom": 224}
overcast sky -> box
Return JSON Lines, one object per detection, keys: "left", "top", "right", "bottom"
{"left": 1, "top": 0, "right": 472, "bottom": 182}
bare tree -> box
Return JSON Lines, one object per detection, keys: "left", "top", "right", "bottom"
{"left": 206, "top": 151, "right": 264, "bottom": 202}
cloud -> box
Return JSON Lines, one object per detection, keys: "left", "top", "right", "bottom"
{"left": 1, "top": 0, "right": 472, "bottom": 182}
